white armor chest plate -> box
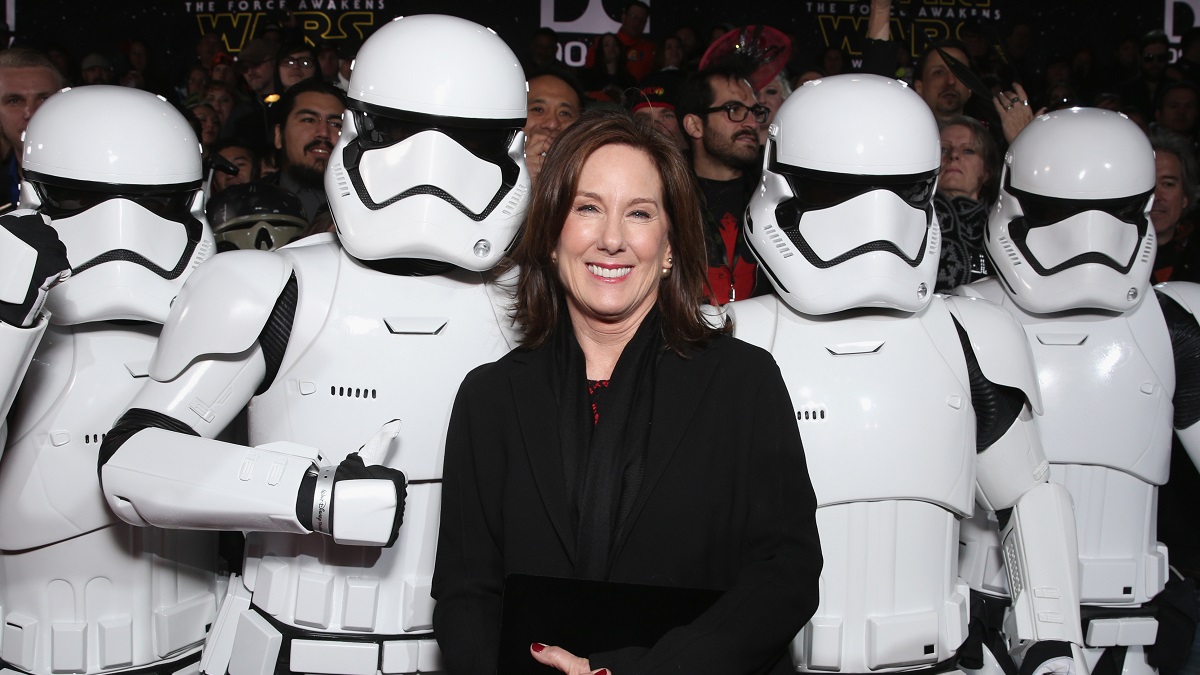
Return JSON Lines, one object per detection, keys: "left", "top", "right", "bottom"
{"left": 242, "top": 246, "right": 515, "bottom": 636}
{"left": 966, "top": 279, "right": 1174, "bottom": 606}
{"left": 735, "top": 297, "right": 976, "bottom": 512}
{"left": 729, "top": 296, "right": 974, "bottom": 672}
{"left": 2, "top": 323, "right": 160, "bottom": 549}
{"left": 0, "top": 323, "right": 218, "bottom": 674}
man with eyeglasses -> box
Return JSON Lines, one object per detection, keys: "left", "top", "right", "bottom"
{"left": 277, "top": 43, "right": 317, "bottom": 92}
{"left": 678, "top": 63, "right": 768, "bottom": 304}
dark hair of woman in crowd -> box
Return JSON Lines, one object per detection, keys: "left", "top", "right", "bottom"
{"left": 510, "top": 109, "right": 727, "bottom": 354}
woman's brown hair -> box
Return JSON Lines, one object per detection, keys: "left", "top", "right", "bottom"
{"left": 509, "top": 109, "right": 726, "bottom": 353}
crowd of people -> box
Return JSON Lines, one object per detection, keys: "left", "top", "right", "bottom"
{"left": 0, "top": 3, "right": 1199, "bottom": 675}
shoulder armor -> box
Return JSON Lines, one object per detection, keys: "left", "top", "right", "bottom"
{"left": 725, "top": 297, "right": 780, "bottom": 351}
{"left": 944, "top": 294, "right": 1042, "bottom": 414}
{"left": 149, "top": 250, "right": 293, "bottom": 380}
{"left": 1155, "top": 281, "right": 1200, "bottom": 317}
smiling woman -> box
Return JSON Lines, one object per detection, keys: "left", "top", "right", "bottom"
{"left": 432, "top": 110, "right": 822, "bottom": 675}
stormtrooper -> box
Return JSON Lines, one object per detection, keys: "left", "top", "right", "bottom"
{"left": 95, "top": 15, "right": 531, "bottom": 675}
{"left": 955, "top": 107, "right": 1200, "bottom": 675}
{"left": 726, "top": 74, "right": 1087, "bottom": 675}
{"left": 0, "top": 85, "right": 222, "bottom": 674}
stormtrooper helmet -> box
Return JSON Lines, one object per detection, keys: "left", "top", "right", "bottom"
{"left": 207, "top": 182, "right": 308, "bottom": 252}
{"left": 326, "top": 14, "right": 531, "bottom": 270}
{"left": 985, "top": 108, "right": 1155, "bottom": 313}
{"left": 745, "top": 74, "right": 941, "bottom": 315}
{"left": 20, "top": 85, "right": 213, "bottom": 324}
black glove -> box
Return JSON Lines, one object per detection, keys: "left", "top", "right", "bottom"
{"left": 297, "top": 453, "right": 407, "bottom": 547}
{"left": 0, "top": 212, "right": 70, "bottom": 327}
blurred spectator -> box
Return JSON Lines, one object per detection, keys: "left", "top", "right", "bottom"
{"left": 755, "top": 71, "right": 790, "bottom": 145}
{"left": 80, "top": 53, "right": 113, "bottom": 85}
{"left": 582, "top": 32, "right": 636, "bottom": 104}
{"left": 237, "top": 38, "right": 277, "bottom": 100}
{"left": 227, "top": 38, "right": 279, "bottom": 154}
{"left": 315, "top": 41, "right": 339, "bottom": 83}
{"left": 0, "top": 49, "right": 64, "bottom": 206}
{"left": 1118, "top": 30, "right": 1172, "bottom": 117}
{"left": 1151, "top": 131, "right": 1200, "bottom": 283}
{"left": 123, "top": 38, "right": 170, "bottom": 98}
{"left": 276, "top": 43, "right": 317, "bottom": 92}
{"left": 203, "top": 80, "right": 238, "bottom": 129}
{"left": 189, "top": 102, "right": 220, "bottom": 154}
{"left": 934, "top": 115, "right": 1000, "bottom": 291}
{"left": 586, "top": 0, "right": 655, "bottom": 82}
{"left": 195, "top": 32, "right": 221, "bottom": 71}
{"left": 209, "top": 52, "right": 240, "bottom": 89}
{"left": 1154, "top": 80, "right": 1199, "bottom": 142}
{"left": 629, "top": 75, "right": 688, "bottom": 151}
{"left": 119, "top": 69, "right": 146, "bottom": 90}
{"left": 820, "top": 45, "right": 845, "bottom": 76}
{"left": 209, "top": 139, "right": 260, "bottom": 195}
{"left": 523, "top": 27, "right": 562, "bottom": 76}
{"left": 523, "top": 70, "right": 582, "bottom": 185}
{"left": 1179, "top": 28, "right": 1200, "bottom": 83}
{"left": 178, "top": 64, "right": 209, "bottom": 106}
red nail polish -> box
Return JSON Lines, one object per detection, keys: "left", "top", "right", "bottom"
{"left": 531, "top": 643, "right": 545, "bottom": 653}
{"left": 596, "top": 670, "right": 611, "bottom": 675}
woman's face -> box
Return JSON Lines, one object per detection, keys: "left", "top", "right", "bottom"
{"left": 756, "top": 76, "right": 786, "bottom": 143}
{"left": 662, "top": 37, "right": 684, "bottom": 68}
{"left": 555, "top": 144, "right": 673, "bottom": 329}
{"left": 205, "top": 88, "right": 235, "bottom": 124}
{"left": 211, "top": 62, "right": 237, "bottom": 86}
{"left": 602, "top": 35, "right": 622, "bottom": 63}
{"left": 187, "top": 66, "right": 208, "bottom": 96}
{"left": 278, "top": 51, "right": 316, "bottom": 89}
{"left": 938, "top": 124, "right": 987, "bottom": 201}
{"left": 192, "top": 104, "right": 219, "bottom": 145}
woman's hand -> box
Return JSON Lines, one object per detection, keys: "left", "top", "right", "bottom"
{"left": 530, "top": 643, "right": 611, "bottom": 675}
{"left": 993, "top": 82, "right": 1044, "bottom": 144}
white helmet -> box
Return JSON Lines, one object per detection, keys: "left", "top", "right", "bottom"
{"left": 326, "top": 14, "right": 531, "bottom": 269}
{"left": 20, "top": 85, "right": 214, "bottom": 324}
{"left": 986, "top": 108, "right": 1155, "bottom": 313}
{"left": 745, "top": 74, "right": 941, "bottom": 315}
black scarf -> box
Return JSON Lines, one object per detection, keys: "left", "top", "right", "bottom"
{"left": 554, "top": 306, "right": 664, "bottom": 580}
{"left": 935, "top": 192, "right": 990, "bottom": 292}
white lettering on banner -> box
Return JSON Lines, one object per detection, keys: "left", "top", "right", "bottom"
{"left": 538, "top": 0, "right": 650, "bottom": 35}
{"left": 562, "top": 41, "right": 587, "bottom": 67}
{"left": 1167, "top": 0, "right": 1200, "bottom": 40}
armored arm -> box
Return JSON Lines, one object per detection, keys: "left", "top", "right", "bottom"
{"left": 1156, "top": 283, "right": 1200, "bottom": 469}
{"left": 97, "top": 250, "right": 405, "bottom": 546}
{"left": 947, "top": 296, "right": 1087, "bottom": 674}
{"left": 0, "top": 211, "right": 70, "bottom": 425}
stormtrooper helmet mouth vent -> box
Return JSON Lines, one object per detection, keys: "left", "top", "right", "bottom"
{"left": 342, "top": 103, "right": 523, "bottom": 220}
